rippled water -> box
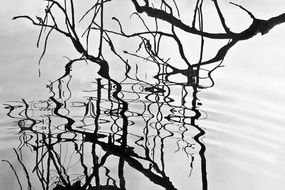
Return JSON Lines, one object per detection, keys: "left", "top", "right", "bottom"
{"left": 1, "top": 1, "right": 285, "bottom": 190}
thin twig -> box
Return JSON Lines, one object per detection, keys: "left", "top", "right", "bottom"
{"left": 2, "top": 160, "right": 23, "bottom": 190}
{"left": 230, "top": 2, "right": 255, "bottom": 19}
{"left": 212, "top": 0, "right": 231, "bottom": 33}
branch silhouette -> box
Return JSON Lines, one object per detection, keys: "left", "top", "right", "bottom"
{"left": 13, "top": 1, "right": 285, "bottom": 72}
{"left": 8, "top": 1, "right": 285, "bottom": 190}
{"left": 130, "top": 0, "right": 285, "bottom": 68}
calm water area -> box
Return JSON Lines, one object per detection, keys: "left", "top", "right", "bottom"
{"left": 1, "top": 1, "right": 285, "bottom": 190}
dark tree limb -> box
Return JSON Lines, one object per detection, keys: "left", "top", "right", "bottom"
{"left": 192, "top": 39, "right": 237, "bottom": 67}
{"left": 212, "top": 0, "right": 231, "bottom": 34}
{"left": 130, "top": 0, "right": 231, "bottom": 39}
{"left": 130, "top": 0, "right": 285, "bottom": 69}
{"left": 131, "top": 1, "right": 285, "bottom": 40}
{"left": 13, "top": 0, "right": 285, "bottom": 79}
{"left": 12, "top": 15, "right": 69, "bottom": 37}
{"left": 261, "top": 13, "right": 285, "bottom": 34}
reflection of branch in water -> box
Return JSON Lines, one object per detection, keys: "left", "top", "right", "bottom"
{"left": 2, "top": 159, "right": 23, "bottom": 190}
{"left": 5, "top": 63, "right": 186, "bottom": 189}
{"left": 195, "top": 4, "right": 208, "bottom": 190}
{"left": 48, "top": 58, "right": 84, "bottom": 101}
{"left": 9, "top": 10, "right": 195, "bottom": 190}
{"left": 4, "top": 66, "right": 210, "bottom": 190}
{"left": 8, "top": 1, "right": 202, "bottom": 190}
{"left": 122, "top": 2, "right": 208, "bottom": 188}
{"left": 10, "top": 1, "right": 285, "bottom": 189}
{"left": 13, "top": 148, "right": 33, "bottom": 189}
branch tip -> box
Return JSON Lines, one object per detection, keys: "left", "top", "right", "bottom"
{"left": 230, "top": 2, "right": 255, "bottom": 19}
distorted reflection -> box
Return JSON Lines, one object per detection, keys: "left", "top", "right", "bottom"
{"left": 3, "top": 54, "right": 216, "bottom": 190}
{"left": 6, "top": 0, "right": 284, "bottom": 189}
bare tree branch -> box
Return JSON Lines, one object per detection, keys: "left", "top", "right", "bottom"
{"left": 212, "top": 0, "right": 231, "bottom": 33}
{"left": 230, "top": 2, "right": 255, "bottom": 19}
{"left": 130, "top": 0, "right": 231, "bottom": 39}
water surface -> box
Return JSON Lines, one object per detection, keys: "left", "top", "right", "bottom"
{"left": 1, "top": 1, "right": 285, "bottom": 190}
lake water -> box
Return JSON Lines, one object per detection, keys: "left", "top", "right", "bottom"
{"left": 1, "top": 1, "right": 285, "bottom": 190}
